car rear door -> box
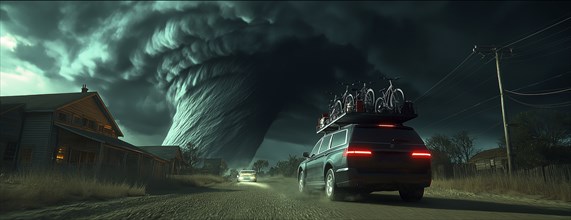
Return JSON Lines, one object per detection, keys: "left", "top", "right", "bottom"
{"left": 306, "top": 135, "right": 331, "bottom": 185}
{"left": 347, "top": 126, "right": 431, "bottom": 174}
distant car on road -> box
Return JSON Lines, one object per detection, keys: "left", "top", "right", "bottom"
{"left": 297, "top": 124, "right": 431, "bottom": 202}
{"left": 237, "top": 170, "right": 257, "bottom": 182}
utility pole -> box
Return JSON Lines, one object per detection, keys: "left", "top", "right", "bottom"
{"left": 473, "top": 45, "right": 514, "bottom": 176}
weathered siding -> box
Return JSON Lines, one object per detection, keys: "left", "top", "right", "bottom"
{"left": 57, "top": 96, "right": 117, "bottom": 138}
{"left": 0, "top": 106, "right": 25, "bottom": 170}
{"left": 19, "top": 113, "right": 53, "bottom": 168}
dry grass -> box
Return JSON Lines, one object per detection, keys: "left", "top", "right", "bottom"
{"left": 432, "top": 174, "right": 571, "bottom": 202}
{"left": 0, "top": 171, "right": 145, "bottom": 212}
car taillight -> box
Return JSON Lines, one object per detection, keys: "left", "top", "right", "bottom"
{"left": 411, "top": 151, "right": 431, "bottom": 159}
{"left": 378, "top": 124, "right": 395, "bottom": 128}
{"left": 343, "top": 146, "right": 372, "bottom": 157}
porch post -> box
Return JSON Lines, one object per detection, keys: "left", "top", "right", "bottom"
{"left": 96, "top": 142, "right": 104, "bottom": 176}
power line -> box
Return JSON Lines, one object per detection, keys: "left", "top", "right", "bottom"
{"left": 414, "top": 51, "right": 475, "bottom": 103}
{"left": 507, "top": 95, "right": 571, "bottom": 108}
{"left": 440, "top": 57, "right": 496, "bottom": 106}
{"left": 474, "top": 122, "right": 502, "bottom": 138}
{"left": 441, "top": 102, "right": 500, "bottom": 128}
{"left": 419, "top": 95, "right": 499, "bottom": 129}
{"left": 511, "top": 71, "right": 570, "bottom": 92}
{"left": 512, "top": 26, "right": 571, "bottom": 50}
{"left": 500, "top": 16, "right": 571, "bottom": 49}
{"left": 505, "top": 87, "right": 571, "bottom": 96}
{"left": 505, "top": 44, "right": 571, "bottom": 63}
{"left": 508, "top": 36, "right": 571, "bottom": 59}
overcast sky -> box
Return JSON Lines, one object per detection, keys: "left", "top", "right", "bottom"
{"left": 1, "top": 1, "right": 570, "bottom": 167}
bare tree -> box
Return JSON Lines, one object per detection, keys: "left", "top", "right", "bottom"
{"left": 181, "top": 142, "right": 202, "bottom": 169}
{"left": 425, "top": 134, "right": 460, "bottom": 164}
{"left": 252, "top": 159, "right": 269, "bottom": 173}
{"left": 505, "top": 110, "right": 571, "bottom": 169}
{"left": 452, "top": 131, "right": 478, "bottom": 163}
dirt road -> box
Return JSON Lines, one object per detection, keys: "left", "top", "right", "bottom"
{"left": 2, "top": 177, "right": 570, "bottom": 219}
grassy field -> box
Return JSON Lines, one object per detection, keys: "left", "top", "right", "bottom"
{"left": 431, "top": 174, "right": 571, "bottom": 202}
{"left": 0, "top": 171, "right": 145, "bottom": 212}
{"left": 0, "top": 172, "right": 226, "bottom": 213}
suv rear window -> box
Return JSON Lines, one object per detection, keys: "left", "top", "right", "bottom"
{"left": 351, "top": 127, "right": 423, "bottom": 144}
{"left": 240, "top": 170, "right": 256, "bottom": 174}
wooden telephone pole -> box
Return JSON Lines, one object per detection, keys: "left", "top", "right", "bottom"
{"left": 473, "top": 45, "right": 514, "bottom": 176}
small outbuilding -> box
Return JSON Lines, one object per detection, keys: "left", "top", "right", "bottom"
{"left": 468, "top": 148, "right": 508, "bottom": 171}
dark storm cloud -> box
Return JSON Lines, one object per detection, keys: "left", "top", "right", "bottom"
{"left": 2, "top": 1, "right": 570, "bottom": 162}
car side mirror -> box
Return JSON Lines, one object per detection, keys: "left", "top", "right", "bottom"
{"left": 303, "top": 152, "right": 309, "bottom": 158}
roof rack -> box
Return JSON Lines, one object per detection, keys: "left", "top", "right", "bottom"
{"left": 316, "top": 112, "right": 417, "bottom": 134}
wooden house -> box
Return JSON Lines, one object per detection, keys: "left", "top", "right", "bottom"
{"left": 139, "top": 146, "right": 186, "bottom": 175}
{"left": 0, "top": 86, "right": 168, "bottom": 178}
{"left": 468, "top": 148, "right": 508, "bottom": 171}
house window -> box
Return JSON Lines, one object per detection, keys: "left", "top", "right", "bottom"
{"left": 82, "top": 118, "right": 89, "bottom": 127}
{"left": 73, "top": 115, "right": 82, "bottom": 126}
{"left": 3, "top": 142, "right": 18, "bottom": 161}
{"left": 88, "top": 120, "right": 96, "bottom": 130}
{"left": 103, "top": 124, "right": 114, "bottom": 136}
{"left": 58, "top": 113, "right": 68, "bottom": 123}
{"left": 56, "top": 146, "right": 67, "bottom": 164}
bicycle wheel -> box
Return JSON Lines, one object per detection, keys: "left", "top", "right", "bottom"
{"left": 365, "top": 89, "right": 375, "bottom": 113}
{"left": 332, "top": 100, "right": 343, "bottom": 119}
{"left": 344, "top": 94, "right": 354, "bottom": 113}
{"left": 390, "top": 89, "right": 405, "bottom": 113}
{"left": 374, "top": 97, "right": 384, "bottom": 113}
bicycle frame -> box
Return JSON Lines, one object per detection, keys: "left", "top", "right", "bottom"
{"left": 375, "top": 78, "right": 405, "bottom": 113}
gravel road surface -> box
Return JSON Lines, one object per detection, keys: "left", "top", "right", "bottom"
{"left": 1, "top": 176, "right": 570, "bottom": 219}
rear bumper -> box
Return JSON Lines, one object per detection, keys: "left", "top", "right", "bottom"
{"left": 335, "top": 168, "right": 431, "bottom": 190}
{"left": 237, "top": 176, "right": 257, "bottom": 182}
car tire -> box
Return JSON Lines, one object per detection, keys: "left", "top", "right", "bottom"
{"left": 298, "top": 170, "right": 308, "bottom": 194}
{"left": 399, "top": 186, "right": 424, "bottom": 202}
{"left": 325, "top": 169, "right": 344, "bottom": 201}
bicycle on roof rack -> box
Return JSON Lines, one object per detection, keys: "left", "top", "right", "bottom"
{"left": 328, "top": 93, "right": 342, "bottom": 122}
{"left": 354, "top": 81, "right": 376, "bottom": 113}
{"left": 375, "top": 77, "right": 405, "bottom": 114}
{"left": 336, "top": 82, "right": 354, "bottom": 114}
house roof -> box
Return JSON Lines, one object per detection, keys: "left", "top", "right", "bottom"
{"left": 0, "top": 92, "right": 95, "bottom": 111}
{"left": 139, "top": 146, "right": 183, "bottom": 162}
{"left": 0, "top": 92, "right": 123, "bottom": 136}
{"left": 469, "top": 148, "right": 507, "bottom": 163}
{"left": 55, "top": 123, "right": 166, "bottom": 162}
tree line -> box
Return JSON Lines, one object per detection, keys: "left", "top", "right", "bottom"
{"left": 425, "top": 110, "right": 571, "bottom": 170}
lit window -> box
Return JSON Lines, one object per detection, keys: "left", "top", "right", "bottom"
{"left": 56, "top": 147, "right": 66, "bottom": 163}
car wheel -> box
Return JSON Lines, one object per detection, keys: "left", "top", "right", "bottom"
{"left": 325, "top": 169, "right": 344, "bottom": 201}
{"left": 399, "top": 186, "right": 424, "bottom": 202}
{"left": 298, "top": 170, "right": 308, "bottom": 194}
